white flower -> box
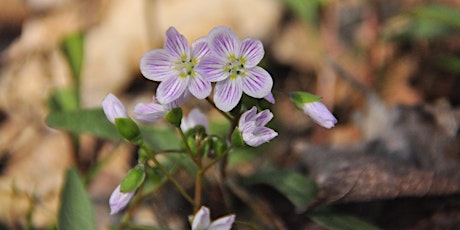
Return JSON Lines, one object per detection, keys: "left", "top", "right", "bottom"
{"left": 109, "top": 185, "right": 135, "bottom": 215}
{"left": 196, "top": 26, "right": 273, "bottom": 112}
{"left": 140, "top": 27, "right": 211, "bottom": 104}
{"left": 101, "top": 93, "right": 128, "bottom": 124}
{"left": 192, "top": 206, "right": 235, "bottom": 230}
{"left": 238, "top": 106, "right": 278, "bottom": 147}
{"left": 302, "top": 101, "right": 337, "bottom": 129}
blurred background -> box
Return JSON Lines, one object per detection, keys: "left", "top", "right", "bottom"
{"left": 1, "top": 0, "right": 460, "bottom": 229}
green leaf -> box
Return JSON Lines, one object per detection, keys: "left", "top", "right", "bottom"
{"left": 384, "top": 4, "right": 460, "bottom": 41}
{"left": 61, "top": 33, "right": 84, "bottom": 79}
{"left": 46, "top": 108, "right": 122, "bottom": 140}
{"left": 58, "top": 168, "right": 95, "bottom": 230}
{"left": 283, "top": 0, "right": 326, "bottom": 25}
{"left": 241, "top": 169, "right": 317, "bottom": 209}
{"left": 437, "top": 55, "right": 460, "bottom": 74}
{"left": 47, "top": 88, "right": 79, "bottom": 112}
{"left": 120, "top": 165, "right": 145, "bottom": 193}
{"left": 309, "top": 207, "right": 381, "bottom": 230}
{"left": 140, "top": 126, "right": 181, "bottom": 150}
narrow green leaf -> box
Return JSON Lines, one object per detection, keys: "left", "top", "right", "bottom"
{"left": 140, "top": 126, "right": 180, "bottom": 150}
{"left": 241, "top": 169, "right": 317, "bottom": 209}
{"left": 61, "top": 33, "right": 84, "bottom": 79}
{"left": 47, "top": 88, "right": 79, "bottom": 112}
{"left": 58, "top": 168, "right": 95, "bottom": 230}
{"left": 437, "top": 55, "right": 460, "bottom": 74}
{"left": 283, "top": 0, "right": 325, "bottom": 25}
{"left": 309, "top": 207, "right": 380, "bottom": 230}
{"left": 46, "top": 108, "right": 122, "bottom": 140}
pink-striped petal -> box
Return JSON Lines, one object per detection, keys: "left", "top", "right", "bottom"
{"left": 140, "top": 49, "right": 174, "bottom": 81}
{"left": 207, "top": 26, "right": 240, "bottom": 58}
{"left": 192, "top": 206, "right": 211, "bottom": 230}
{"left": 192, "top": 37, "right": 210, "bottom": 59}
{"left": 196, "top": 57, "right": 229, "bottom": 82}
{"left": 239, "top": 106, "right": 257, "bottom": 128}
{"left": 109, "top": 185, "right": 135, "bottom": 215}
{"left": 208, "top": 215, "right": 235, "bottom": 230}
{"left": 240, "top": 38, "right": 264, "bottom": 68}
{"left": 254, "top": 109, "right": 274, "bottom": 127}
{"left": 189, "top": 73, "right": 211, "bottom": 99}
{"left": 156, "top": 76, "right": 189, "bottom": 104}
{"left": 165, "top": 27, "right": 190, "bottom": 60}
{"left": 242, "top": 127, "right": 278, "bottom": 147}
{"left": 133, "top": 101, "right": 167, "bottom": 123}
{"left": 264, "top": 92, "right": 275, "bottom": 104}
{"left": 101, "top": 94, "right": 128, "bottom": 124}
{"left": 166, "top": 90, "right": 191, "bottom": 109}
{"left": 214, "top": 78, "right": 243, "bottom": 112}
{"left": 243, "top": 66, "right": 273, "bottom": 98}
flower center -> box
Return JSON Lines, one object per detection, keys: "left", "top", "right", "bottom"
{"left": 175, "top": 55, "right": 197, "bottom": 79}
{"left": 225, "top": 55, "right": 246, "bottom": 79}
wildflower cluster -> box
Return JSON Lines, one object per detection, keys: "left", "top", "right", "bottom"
{"left": 102, "top": 26, "right": 336, "bottom": 229}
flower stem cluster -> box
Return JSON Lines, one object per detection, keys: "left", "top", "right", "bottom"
{"left": 100, "top": 26, "right": 337, "bottom": 229}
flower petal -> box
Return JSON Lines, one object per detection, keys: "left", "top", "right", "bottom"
{"left": 264, "top": 92, "right": 275, "bottom": 104}
{"left": 109, "top": 185, "right": 135, "bottom": 215}
{"left": 254, "top": 109, "right": 274, "bottom": 127}
{"left": 196, "top": 56, "right": 228, "bottom": 82}
{"left": 140, "top": 49, "right": 173, "bottom": 82}
{"left": 192, "top": 37, "right": 210, "bottom": 59}
{"left": 240, "top": 38, "right": 264, "bottom": 68}
{"left": 214, "top": 77, "right": 243, "bottom": 112}
{"left": 165, "top": 27, "right": 190, "bottom": 60}
{"left": 207, "top": 26, "right": 240, "bottom": 58}
{"left": 133, "top": 101, "right": 167, "bottom": 123}
{"left": 242, "top": 127, "right": 278, "bottom": 147}
{"left": 302, "top": 101, "right": 338, "bottom": 128}
{"left": 208, "top": 215, "right": 236, "bottom": 230}
{"left": 156, "top": 76, "right": 189, "bottom": 104}
{"left": 238, "top": 106, "right": 257, "bottom": 128}
{"left": 102, "top": 94, "right": 128, "bottom": 124}
{"left": 242, "top": 66, "right": 273, "bottom": 98}
{"left": 192, "top": 206, "right": 211, "bottom": 230}
{"left": 189, "top": 73, "right": 212, "bottom": 99}
{"left": 166, "top": 90, "right": 191, "bottom": 109}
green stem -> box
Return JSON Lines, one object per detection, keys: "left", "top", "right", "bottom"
{"left": 202, "top": 146, "right": 232, "bottom": 174}
{"left": 177, "top": 128, "right": 196, "bottom": 162}
{"left": 155, "top": 149, "right": 187, "bottom": 154}
{"left": 146, "top": 149, "right": 194, "bottom": 205}
{"left": 194, "top": 170, "right": 203, "bottom": 212}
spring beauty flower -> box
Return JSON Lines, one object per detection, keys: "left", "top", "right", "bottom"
{"left": 109, "top": 185, "right": 135, "bottom": 215}
{"left": 102, "top": 93, "right": 128, "bottom": 124}
{"left": 302, "top": 101, "right": 337, "bottom": 129}
{"left": 196, "top": 26, "right": 273, "bottom": 112}
{"left": 134, "top": 92, "right": 189, "bottom": 123}
{"left": 181, "top": 108, "right": 209, "bottom": 133}
{"left": 191, "top": 206, "right": 235, "bottom": 230}
{"left": 238, "top": 106, "right": 278, "bottom": 147}
{"left": 140, "top": 27, "right": 211, "bottom": 105}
